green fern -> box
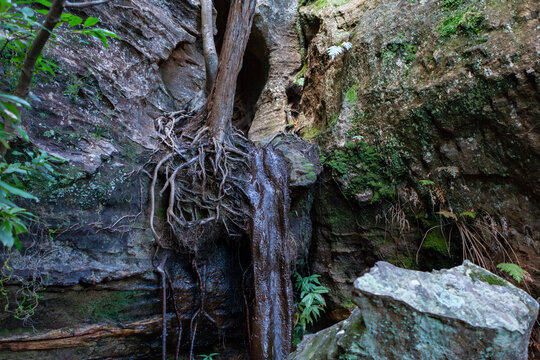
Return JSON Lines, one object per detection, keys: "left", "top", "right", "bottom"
{"left": 497, "top": 263, "right": 526, "bottom": 283}
{"left": 294, "top": 273, "right": 329, "bottom": 329}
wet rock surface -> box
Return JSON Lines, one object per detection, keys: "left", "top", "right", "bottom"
{"left": 290, "top": 261, "right": 539, "bottom": 360}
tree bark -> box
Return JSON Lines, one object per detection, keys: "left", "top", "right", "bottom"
{"left": 200, "top": 0, "right": 218, "bottom": 92}
{"left": 13, "top": 0, "right": 66, "bottom": 100}
{"left": 204, "top": 0, "right": 257, "bottom": 143}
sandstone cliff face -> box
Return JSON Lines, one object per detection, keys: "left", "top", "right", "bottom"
{"left": 295, "top": 0, "right": 539, "bottom": 322}
{"left": 0, "top": 0, "right": 303, "bottom": 358}
{"left": 1, "top": 0, "right": 539, "bottom": 357}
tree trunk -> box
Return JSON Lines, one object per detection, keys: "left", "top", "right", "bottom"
{"left": 204, "top": 0, "right": 257, "bottom": 143}
{"left": 200, "top": 0, "right": 218, "bottom": 92}
{"left": 13, "top": 0, "right": 66, "bottom": 100}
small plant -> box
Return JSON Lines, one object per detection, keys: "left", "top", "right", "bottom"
{"left": 294, "top": 273, "right": 329, "bottom": 331}
{"left": 497, "top": 263, "right": 527, "bottom": 283}
{"left": 1, "top": 250, "right": 49, "bottom": 322}
{"left": 437, "top": 0, "right": 485, "bottom": 37}
{"left": 327, "top": 41, "right": 352, "bottom": 60}
{"left": 63, "top": 73, "right": 85, "bottom": 102}
{"left": 198, "top": 353, "right": 219, "bottom": 360}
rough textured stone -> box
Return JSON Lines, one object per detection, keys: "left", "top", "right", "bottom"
{"left": 248, "top": 0, "right": 302, "bottom": 141}
{"left": 290, "top": 261, "right": 539, "bottom": 360}
{"left": 298, "top": 0, "right": 540, "bottom": 307}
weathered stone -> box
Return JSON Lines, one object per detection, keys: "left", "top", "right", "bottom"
{"left": 299, "top": 0, "right": 540, "bottom": 298}
{"left": 290, "top": 261, "right": 539, "bottom": 360}
{"left": 248, "top": 0, "right": 302, "bottom": 141}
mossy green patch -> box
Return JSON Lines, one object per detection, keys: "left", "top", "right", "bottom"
{"left": 437, "top": 0, "right": 485, "bottom": 37}
{"left": 344, "top": 83, "right": 358, "bottom": 103}
{"left": 422, "top": 228, "right": 448, "bottom": 254}
{"left": 321, "top": 140, "right": 408, "bottom": 202}
{"left": 469, "top": 272, "right": 508, "bottom": 287}
{"left": 381, "top": 42, "right": 418, "bottom": 64}
{"left": 303, "top": 126, "right": 324, "bottom": 139}
{"left": 77, "top": 290, "right": 139, "bottom": 322}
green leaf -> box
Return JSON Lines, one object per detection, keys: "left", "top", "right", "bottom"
{"left": 497, "top": 263, "right": 526, "bottom": 283}
{"left": 83, "top": 16, "right": 99, "bottom": 28}
{"left": 0, "top": 94, "right": 30, "bottom": 107}
{"left": 459, "top": 211, "right": 476, "bottom": 219}
{"left": 0, "top": 226, "right": 15, "bottom": 247}
{"left": 34, "top": 0, "right": 53, "bottom": 7}
{"left": 68, "top": 15, "right": 83, "bottom": 27}
{"left": 419, "top": 179, "right": 435, "bottom": 186}
{"left": 0, "top": 180, "right": 38, "bottom": 201}
{"left": 20, "top": 7, "right": 34, "bottom": 18}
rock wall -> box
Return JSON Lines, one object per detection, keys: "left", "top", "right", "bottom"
{"left": 0, "top": 0, "right": 304, "bottom": 358}
{"left": 294, "top": 0, "right": 540, "bottom": 324}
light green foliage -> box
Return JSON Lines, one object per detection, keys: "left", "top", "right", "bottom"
{"left": 0, "top": 0, "right": 117, "bottom": 249}
{"left": 197, "top": 354, "right": 219, "bottom": 360}
{"left": 497, "top": 263, "right": 526, "bottom": 283}
{"left": 0, "top": 0, "right": 118, "bottom": 82}
{"left": 294, "top": 272, "right": 329, "bottom": 344}
{"left": 344, "top": 83, "right": 358, "bottom": 103}
{"left": 437, "top": 0, "right": 485, "bottom": 37}
{"left": 321, "top": 139, "right": 408, "bottom": 201}
{"left": 419, "top": 179, "right": 435, "bottom": 186}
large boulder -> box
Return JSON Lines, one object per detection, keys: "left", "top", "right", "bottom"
{"left": 290, "top": 261, "right": 539, "bottom": 360}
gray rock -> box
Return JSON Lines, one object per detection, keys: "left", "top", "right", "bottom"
{"left": 290, "top": 261, "right": 539, "bottom": 360}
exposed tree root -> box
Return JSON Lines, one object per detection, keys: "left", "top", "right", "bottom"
{"left": 149, "top": 108, "right": 253, "bottom": 357}
{"left": 150, "top": 110, "right": 251, "bottom": 252}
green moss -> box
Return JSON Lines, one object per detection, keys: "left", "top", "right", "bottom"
{"left": 388, "top": 256, "right": 417, "bottom": 270}
{"left": 0, "top": 327, "right": 30, "bottom": 337}
{"left": 27, "top": 163, "right": 130, "bottom": 209}
{"left": 381, "top": 42, "right": 418, "bottom": 64}
{"left": 469, "top": 272, "right": 508, "bottom": 287}
{"left": 437, "top": 0, "right": 485, "bottom": 37}
{"left": 344, "top": 83, "right": 358, "bottom": 103}
{"left": 328, "top": 113, "right": 339, "bottom": 126}
{"left": 422, "top": 228, "right": 448, "bottom": 254}
{"left": 304, "top": 126, "right": 323, "bottom": 139}
{"left": 321, "top": 139, "right": 408, "bottom": 202}
{"left": 77, "top": 290, "right": 139, "bottom": 322}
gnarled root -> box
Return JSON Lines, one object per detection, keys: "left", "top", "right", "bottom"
{"left": 151, "top": 110, "right": 251, "bottom": 251}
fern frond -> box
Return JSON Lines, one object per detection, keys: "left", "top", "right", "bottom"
{"left": 327, "top": 45, "right": 344, "bottom": 60}
{"left": 497, "top": 263, "right": 526, "bottom": 283}
{"left": 341, "top": 41, "right": 352, "bottom": 50}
